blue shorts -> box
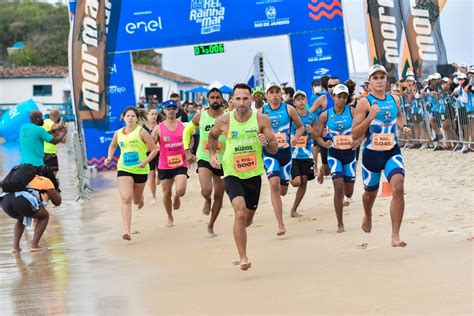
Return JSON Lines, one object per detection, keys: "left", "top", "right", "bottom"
{"left": 263, "top": 147, "right": 292, "bottom": 186}
{"left": 361, "top": 145, "right": 405, "bottom": 192}
{"left": 328, "top": 148, "right": 357, "bottom": 183}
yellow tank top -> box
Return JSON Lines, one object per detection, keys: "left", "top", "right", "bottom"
{"left": 43, "top": 118, "right": 57, "bottom": 154}
{"left": 117, "top": 126, "right": 150, "bottom": 174}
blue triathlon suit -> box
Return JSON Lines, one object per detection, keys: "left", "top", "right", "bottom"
{"left": 362, "top": 93, "right": 405, "bottom": 192}
{"left": 290, "top": 109, "right": 316, "bottom": 181}
{"left": 262, "top": 102, "right": 292, "bottom": 185}
{"left": 326, "top": 105, "right": 357, "bottom": 183}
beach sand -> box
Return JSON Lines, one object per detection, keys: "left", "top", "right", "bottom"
{"left": 85, "top": 149, "right": 473, "bottom": 314}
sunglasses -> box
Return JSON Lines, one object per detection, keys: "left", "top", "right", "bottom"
{"left": 327, "top": 84, "right": 337, "bottom": 88}
{"left": 165, "top": 106, "right": 178, "bottom": 110}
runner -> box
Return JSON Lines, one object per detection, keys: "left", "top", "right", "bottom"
{"left": 314, "top": 84, "right": 363, "bottom": 232}
{"left": 183, "top": 88, "right": 226, "bottom": 237}
{"left": 208, "top": 83, "right": 277, "bottom": 271}
{"left": 260, "top": 82, "right": 304, "bottom": 236}
{"left": 144, "top": 107, "right": 160, "bottom": 204}
{"left": 154, "top": 100, "right": 190, "bottom": 227}
{"left": 105, "top": 107, "right": 158, "bottom": 241}
{"left": 289, "top": 90, "right": 317, "bottom": 218}
{"left": 352, "top": 65, "right": 411, "bottom": 247}
{"left": 309, "top": 76, "right": 341, "bottom": 183}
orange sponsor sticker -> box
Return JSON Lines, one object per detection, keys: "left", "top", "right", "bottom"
{"left": 333, "top": 135, "right": 353, "bottom": 150}
{"left": 295, "top": 135, "right": 308, "bottom": 148}
{"left": 372, "top": 133, "right": 395, "bottom": 151}
{"left": 233, "top": 153, "right": 257, "bottom": 172}
{"left": 204, "top": 141, "right": 222, "bottom": 153}
{"left": 275, "top": 132, "right": 288, "bottom": 148}
{"left": 167, "top": 154, "right": 184, "bottom": 167}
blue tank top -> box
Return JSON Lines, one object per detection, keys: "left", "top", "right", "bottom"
{"left": 262, "top": 102, "right": 291, "bottom": 152}
{"left": 426, "top": 90, "right": 440, "bottom": 113}
{"left": 291, "top": 110, "right": 316, "bottom": 159}
{"left": 326, "top": 105, "right": 353, "bottom": 137}
{"left": 364, "top": 93, "right": 399, "bottom": 150}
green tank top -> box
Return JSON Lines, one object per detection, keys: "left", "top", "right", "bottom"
{"left": 196, "top": 110, "right": 226, "bottom": 162}
{"left": 43, "top": 118, "right": 57, "bottom": 154}
{"left": 222, "top": 110, "right": 264, "bottom": 179}
{"left": 117, "top": 126, "right": 150, "bottom": 174}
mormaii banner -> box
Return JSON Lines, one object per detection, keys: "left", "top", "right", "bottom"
{"left": 363, "top": 0, "right": 404, "bottom": 83}
{"left": 70, "top": 0, "right": 111, "bottom": 126}
{"left": 399, "top": 0, "right": 448, "bottom": 80}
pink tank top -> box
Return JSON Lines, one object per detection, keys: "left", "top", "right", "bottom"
{"left": 158, "top": 121, "right": 188, "bottom": 170}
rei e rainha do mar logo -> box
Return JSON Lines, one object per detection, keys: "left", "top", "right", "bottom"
{"left": 189, "top": 0, "right": 225, "bottom": 34}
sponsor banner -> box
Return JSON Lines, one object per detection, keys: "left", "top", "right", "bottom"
{"left": 399, "top": 0, "right": 448, "bottom": 79}
{"left": 107, "top": 0, "right": 344, "bottom": 53}
{"left": 83, "top": 52, "right": 136, "bottom": 170}
{"left": 290, "top": 28, "right": 349, "bottom": 99}
{"left": 363, "top": 0, "right": 404, "bottom": 82}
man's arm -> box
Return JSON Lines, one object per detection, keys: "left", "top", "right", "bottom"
{"left": 288, "top": 105, "right": 304, "bottom": 146}
{"left": 313, "top": 112, "right": 331, "bottom": 148}
{"left": 309, "top": 94, "right": 326, "bottom": 113}
{"left": 208, "top": 114, "right": 228, "bottom": 169}
{"left": 257, "top": 113, "right": 278, "bottom": 154}
{"left": 351, "top": 98, "right": 377, "bottom": 140}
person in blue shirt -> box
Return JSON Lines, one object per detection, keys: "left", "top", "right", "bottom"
{"left": 260, "top": 82, "right": 304, "bottom": 236}
{"left": 314, "top": 84, "right": 363, "bottom": 233}
{"left": 20, "top": 111, "right": 67, "bottom": 167}
{"left": 289, "top": 90, "right": 317, "bottom": 218}
{"left": 352, "top": 65, "right": 411, "bottom": 247}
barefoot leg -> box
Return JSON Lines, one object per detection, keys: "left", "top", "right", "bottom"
{"left": 290, "top": 176, "right": 307, "bottom": 218}
{"left": 231, "top": 197, "right": 252, "bottom": 270}
{"left": 198, "top": 167, "right": 213, "bottom": 215}
{"left": 269, "top": 176, "right": 286, "bottom": 236}
{"left": 362, "top": 190, "right": 377, "bottom": 233}
{"left": 208, "top": 175, "right": 224, "bottom": 237}
{"left": 161, "top": 179, "right": 174, "bottom": 227}
{"left": 332, "top": 178, "right": 345, "bottom": 233}
{"left": 30, "top": 207, "right": 49, "bottom": 251}
{"left": 12, "top": 218, "right": 25, "bottom": 252}
{"left": 173, "top": 174, "right": 187, "bottom": 210}
{"left": 118, "top": 176, "right": 134, "bottom": 236}
{"left": 389, "top": 174, "right": 407, "bottom": 247}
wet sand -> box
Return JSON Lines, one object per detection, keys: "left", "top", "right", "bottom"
{"left": 0, "top": 145, "right": 473, "bottom": 314}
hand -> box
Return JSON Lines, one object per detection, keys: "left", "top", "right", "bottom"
{"left": 258, "top": 133, "right": 268, "bottom": 145}
{"left": 290, "top": 136, "right": 297, "bottom": 147}
{"left": 352, "top": 137, "right": 364, "bottom": 150}
{"left": 104, "top": 158, "right": 111, "bottom": 166}
{"left": 139, "top": 161, "right": 147, "bottom": 168}
{"left": 210, "top": 155, "right": 221, "bottom": 169}
{"left": 402, "top": 126, "right": 412, "bottom": 137}
{"left": 185, "top": 149, "right": 196, "bottom": 164}
{"left": 321, "top": 140, "right": 332, "bottom": 149}
{"left": 368, "top": 105, "right": 380, "bottom": 120}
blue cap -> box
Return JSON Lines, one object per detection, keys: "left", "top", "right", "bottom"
{"left": 162, "top": 100, "right": 178, "bottom": 109}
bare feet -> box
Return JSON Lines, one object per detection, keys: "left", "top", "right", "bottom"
{"left": 343, "top": 197, "right": 352, "bottom": 207}
{"left": 173, "top": 196, "right": 181, "bottom": 210}
{"left": 361, "top": 215, "right": 372, "bottom": 233}
{"left": 391, "top": 235, "right": 407, "bottom": 247}
{"left": 240, "top": 260, "right": 252, "bottom": 271}
{"left": 337, "top": 224, "right": 345, "bottom": 233}
{"left": 290, "top": 209, "right": 303, "bottom": 218}
{"left": 317, "top": 168, "right": 324, "bottom": 184}
{"left": 277, "top": 226, "right": 286, "bottom": 236}
{"left": 207, "top": 227, "right": 217, "bottom": 238}
{"left": 30, "top": 246, "right": 45, "bottom": 252}
{"left": 137, "top": 195, "right": 144, "bottom": 210}
{"left": 202, "top": 199, "right": 211, "bottom": 215}
{"left": 166, "top": 217, "right": 174, "bottom": 227}
{"left": 122, "top": 233, "right": 131, "bottom": 241}
{"left": 11, "top": 247, "right": 22, "bottom": 253}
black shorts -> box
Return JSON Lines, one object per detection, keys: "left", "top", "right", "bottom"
{"left": 445, "top": 104, "right": 456, "bottom": 120}
{"left": 147, "top": 151, "right": 158, "bottom": 171}
{"left": 44, "top": 153, "right": 59, "bottom": 172}
{"left": 291, "top": 159, "right": 315, "bottom": 181}
{"left": 432, "top": 112, "right": 443, "bottom": 128}
{"left": 1, "top": 193, "right": 38, "bottom": 219}
{"left": 158, "top": 167, "right": 188, "bottom": 180}
{"left": 224, "top": 175, "right": 262, "bottom": 211}
{"left": 197, "top": 159, "right": 224, "bottom": 177}
{"left": 117, "top": 170, "right": 148, "bottom": 183}
{"left": 320, "top": 145, "right": 328, "bottom": 165}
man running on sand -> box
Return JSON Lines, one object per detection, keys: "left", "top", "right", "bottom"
{"left": 208, "top": 83, "right": 278, "bottom": 271}
{"left": 183, "top": 87, "right": 226, "bottom": 237}
{"left": 352, "top": 65, "right": 411, "bottom": 247}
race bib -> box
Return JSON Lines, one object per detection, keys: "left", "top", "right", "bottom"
{"left": 204, "top": 141, "right": 222, "bottom": 153}
{"left": 333, "top": 135, "right": 353, "bottom": 150}
{"left": 167, "top": 154, "right": 183, "bottom": 168}
{"left": 372, "top": 133, "right": 395, "bottom": 151}
{"left": 275, "top": 133, "right": 288, "bottom": 148}
{"left": 123, "top": 152, "right": 140, "bottom": 166}
{"left": 233, "top": 153, "right": 257, "bottom": 173}
{"left": 295, "top": 135, "right": 308, "bottom": 148}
